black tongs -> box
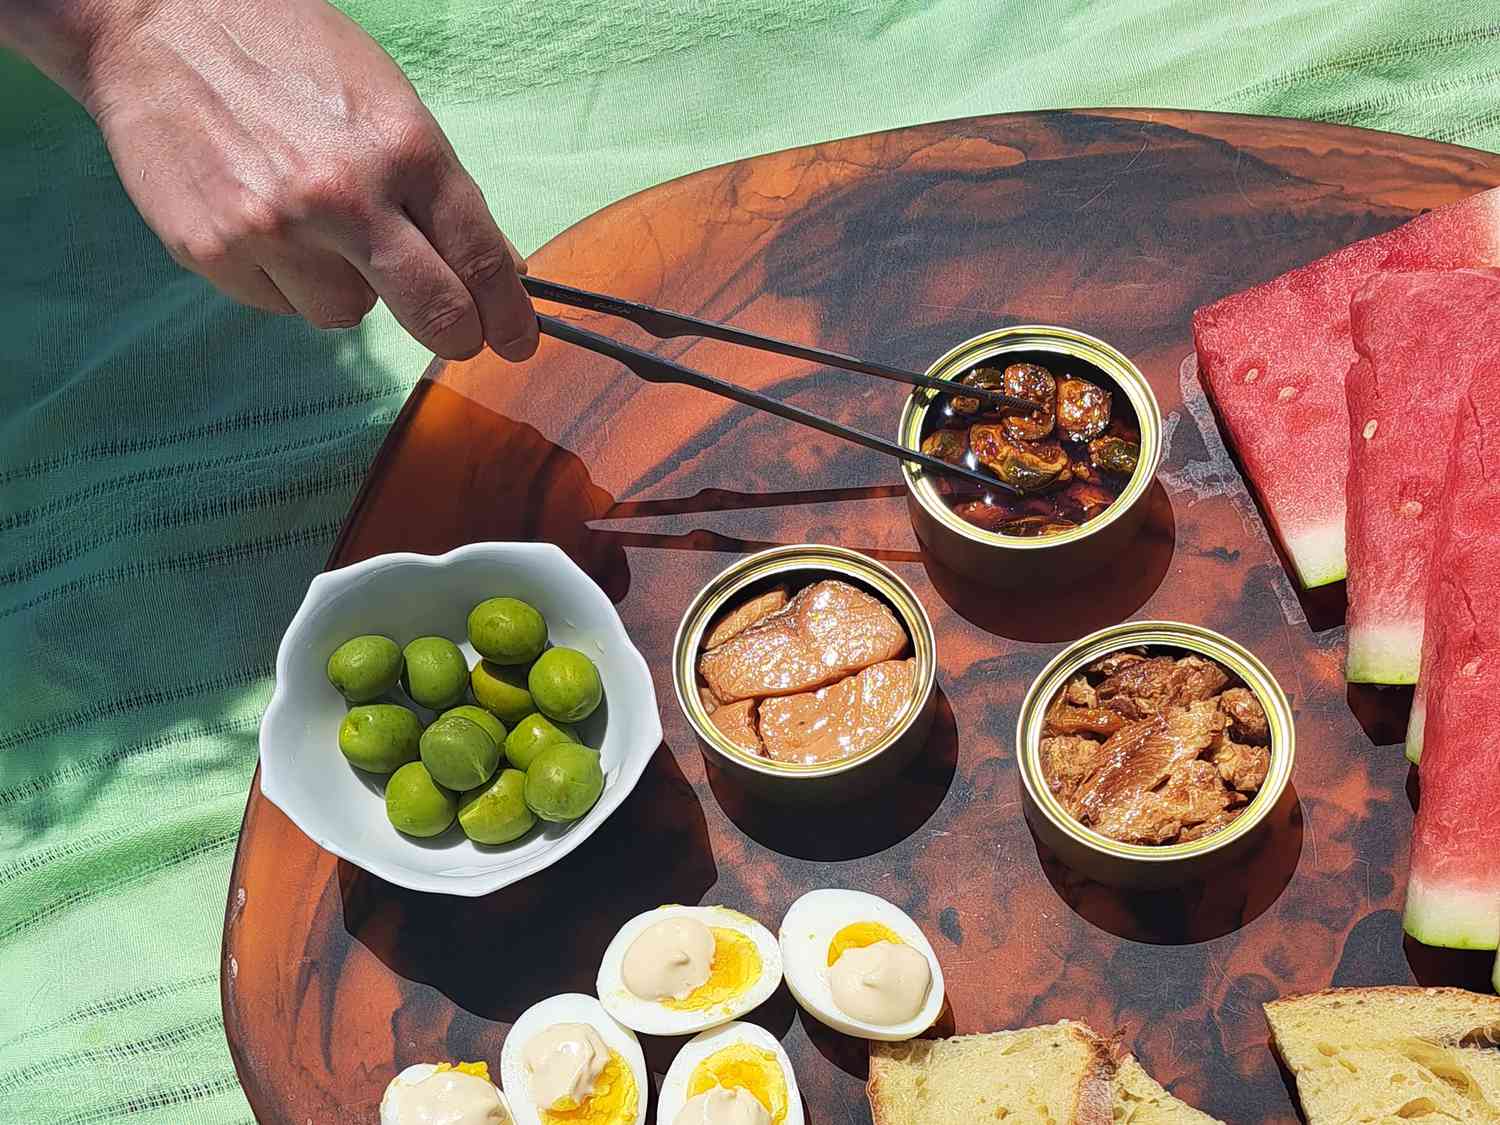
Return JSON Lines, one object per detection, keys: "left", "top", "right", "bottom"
{"left": 520, "top": 276, "right": 1024, "bottom": 492}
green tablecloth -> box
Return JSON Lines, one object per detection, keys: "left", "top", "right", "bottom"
{"left": 2, "top": 2, "right": 1495, "bottom": 1120}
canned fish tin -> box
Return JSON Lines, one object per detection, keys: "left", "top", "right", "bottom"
{"left": 1016, "top": 620, "right": 1295, "bottom": 889}
{"left": 673, "top": 545, "right": 938, "bottom": 803}
{"left": 899, "top": 326, "right": 1162, "bottom": 587}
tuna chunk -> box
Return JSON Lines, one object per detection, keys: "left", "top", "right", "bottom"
{"left": 1096, "top": 655, "right": 1229, "bottom": 720}
{"left": 1210, "top": 732, "right": 1270, "bottom": 793}
{"left": 704, "top": 585, "right": 789, "bottom": 649}
{"left": 698, "top": 580, "right": 908, "bottom": 703}
{"left": 1099, "top": 759, "right": 1236, "bottom": 844}
{"left": 1039, "top": 735, "right": 1109, "bottom": 803}
{"left": 708, "top": 698, "right": 763, "bottom": 755}
{"left": 1072, "top": 700, "right": 1224, "bottom": 827}
{"left": 758, "top": 659, "right": 915, "bottom": 764}
{"left": 1218, "top": 687, "right": 1269, "bottom": 744}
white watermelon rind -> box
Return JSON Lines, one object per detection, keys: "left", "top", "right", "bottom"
{"left": 1283, "top": 523, "right": 1346, "bottom": 589}
{"left": 1404, "top": 877, "right": 1500, "bottom": 950}
{"left": 1345, "top": 623, "right": 1423, "bottom": 685}
{"left": 1406, "top": 697, "right": 1425, "bottom": 765}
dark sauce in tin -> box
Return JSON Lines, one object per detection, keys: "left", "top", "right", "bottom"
{"left": 918, "top": 351, "right": 1142, "bottom": 538}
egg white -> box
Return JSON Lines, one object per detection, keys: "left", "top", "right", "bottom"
{"left": 597, "top": 905, "right": 783, "bottom": 1035}
{"left": 379, "top": 1063, "right": 514, "bottom": 1125}
{"left": 656, "top": 1022, "right": 804, "bottom": 1125}
{"left": 498, "top": 993, "right": 647, "bottom": 1125}
{"left": 778, "top": 889, "right": 945, "bottom": 1041}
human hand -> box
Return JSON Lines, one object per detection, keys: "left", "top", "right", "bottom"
{"left": 26, "top": 0, "right": 537, "bottom": 360}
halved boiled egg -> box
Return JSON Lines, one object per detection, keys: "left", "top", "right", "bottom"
{"left": 597, "top": 905, "right": 782, "bottom": 1035}
{"left": 778, "top": 889, "right": 944, "bottom": 1041}
{"left": 499, "top": 994, "right": 647, "bottom": 1125}
{"left": 656, "top": 1022, "right": 804, "bottom": 1125}
{"left": 380, "top": 1060, "right": 513, "bottom": 1125}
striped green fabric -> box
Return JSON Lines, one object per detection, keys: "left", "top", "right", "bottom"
{"left": 2, "top": 1, "right": 1496, "bottom": 1119}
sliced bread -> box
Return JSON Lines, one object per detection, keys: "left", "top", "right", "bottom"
{"left": 1113, "top": 1054, "right": 1223, "bottom": 1124}
{"left": 867, "top": 1021, "right": 1114, "bottom": 1125}
{"left": 1265, "top": 986, "right": 1500, "bottom": 1124}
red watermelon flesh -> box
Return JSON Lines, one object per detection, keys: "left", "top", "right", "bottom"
{"left": 1345, "top": 269, "right": 1500, "bottom": 687}
{"left": 1193, "top": 187, "right": 1500, "bottom": 588}
{"left": 1402, "top": 376, "right": 1500, "bottom": 951}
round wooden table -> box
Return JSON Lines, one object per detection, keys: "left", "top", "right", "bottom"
{"left": 222, "top": 109, "right": 1500, "bottom": 1123}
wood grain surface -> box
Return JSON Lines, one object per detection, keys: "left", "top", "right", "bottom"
{"left": 222, "top": 109, "right": 1500, "bottom": 1124}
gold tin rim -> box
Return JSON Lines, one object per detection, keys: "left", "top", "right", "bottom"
{"left": 898, "top": 325, "right": 1163, "bottom": 550}
{"left": 1016, "top": 620, "right": 1295, "bottom": 863}
{"left": 673, "top": 544, "right": 937, "bottom": 780}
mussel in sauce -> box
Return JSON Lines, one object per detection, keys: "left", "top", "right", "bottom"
{"left": 920, "top": 427, "right": 968, "bottom": 464}
{"left": 1060, "top": 481, "right": 1117, "bottom": 520}
{"left": 997, "top": 515, "right": 1078, "bottom": 537}
{"left": 1057, "top": 378, "right": 1112, "bottom": 440}
{"left": 951, "top": 366, "right": 1003, "bottom": 415}
{"left": 999, "top": 362, "right": 1056, "bottom": 442}
{"left": 1089, "top": 434, "right": 1140, "bottom": 475}
{"left": 969, "top": 425, "right": 1071, "bottom": 493}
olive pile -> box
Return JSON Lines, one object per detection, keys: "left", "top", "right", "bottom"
{"left": 326, "top": 596, "right": 606, "bottom": 844}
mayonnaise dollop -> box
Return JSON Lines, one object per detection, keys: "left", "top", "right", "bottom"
{"left": 379, "top": 1065, "right": 510, "bottom": 1125}
{"left": 673, "top": 1086, "right": 772, "bottom": 1125}
{"left": 523, "top": 1023, "right": 608, "bottom": 1110}
{"left": 828, "top": 941, "right": 931, "bottom": 1025}
{"left": 623, "top": 916, "right": 716, "bottom": 1001}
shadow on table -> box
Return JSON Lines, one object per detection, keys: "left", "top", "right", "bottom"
{"left": 1346, "top": 682, "right": 1414, "bottom": 747}
{"left": 1036, "top": 782, "right": 1303, "bottom": 944}
{"left": 707, "top": 687, "right": 960, "bottom": 862}
{"left": 338, "top": 743, "right": 717, "bottom": 1022}
{"left": 922, "top": 481, "right": 1176, "bottom": 643}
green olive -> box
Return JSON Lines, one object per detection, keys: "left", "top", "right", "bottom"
{"left": 471, "top": 660, "right": 536, "bottom": 725}
{"left": 401, "top": 636, "right": 469, "bottom": 710}
{"left": 385, "top": 761, "right": 456, "bottom": 837}
{"left": 467, "top": 597, "right": 548, "bottom": 665}
{"left": 504, "top": 712, "right": 580, "bottom": 772}
{"left": 419, "top": 714, "right": 499, "bottom": 791}
{"left": 439, "top": 704, "right": 507, "bottom": 746}
{"left": 326, "top": 635, "right": 403, "bottom": 703}
{"left": 524, "top": 742, "right": 605, "bottom": 823}
{"left": 527, "top": 648, "right": 603, "bottom": 723}
{"left": 337, "top": 704, "right": 422, "bottom": 773}
{"left": 458, "top": 768, "right": 536, "bottom": 844}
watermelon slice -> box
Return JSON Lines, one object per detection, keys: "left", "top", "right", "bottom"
{"left": 1402, "top": 376, "right": 1500, "bottom": 951}
{"left": 1193, "top": 187, "right": 1500, "bottom": 588}
{"left": 1345, "top": 269, "right": 1500, "bottom": 686}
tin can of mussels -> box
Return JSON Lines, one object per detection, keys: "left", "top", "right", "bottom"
{"left": 1016, "top": 620, "right": 1295, "bottom": 889}
{"left": 898, "top": 325, "right": 1162, "bottom": 587}
{"left": 673, "top": 545, "right": 938, "bottom": 803}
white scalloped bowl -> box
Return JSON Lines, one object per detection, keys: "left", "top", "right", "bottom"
{"left": 259, "top": 542, "right": 662, "bottom": 896}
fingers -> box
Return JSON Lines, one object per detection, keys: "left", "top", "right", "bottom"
{"left": 406, "top": 170, "right": 537, "bottom": 361}
{"left": 169, "top": 242, "right": 295, "bottom": 315}
{"left": 259, "top": 248, "right": 376, "bottom": 330}
{"left": 346, "top": 217, "right": 486, "bottom": 359}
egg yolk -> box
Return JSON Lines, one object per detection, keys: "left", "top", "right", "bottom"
{"left": 826, "top": 922, "right": 905, "bottom": 966}
{"left": 663, "top": 928, "right": 761, "bottom": 1011}
{"left": 433, "top": 1061, "right": 491, "bottom": 1081}
{"left": 687, "top": 1044, "right": 788, "bottom": 1124}
{"left": 540, "top": 1050, "right": 638, "bottom": 1125}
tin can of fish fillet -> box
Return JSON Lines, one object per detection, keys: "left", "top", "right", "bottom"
{"left": 898, "top": 325, "right": 1162, "bottom": 587}
{"left": 673, "top": 545, "right": 938, "bottom": 803}
{"left": 1016, "top": 620, "right": 1295, "bottom": 889}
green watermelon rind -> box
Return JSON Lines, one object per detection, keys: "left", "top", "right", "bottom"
{"left": 1404, "top": 877, "right": 1500, "bottom": 950}
{"left": 1406, "top": 697, "right": 1425, "bottom": 765}
{"left": 1283, "top": 524, "right": 1346, "bottom": 589}
{"left": 1346, "top": 623, "right": 1422, "bottom": 685}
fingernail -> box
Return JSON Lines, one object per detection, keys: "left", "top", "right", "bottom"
{"left": 497, "top": 331, "right": 538, "bottom": 362}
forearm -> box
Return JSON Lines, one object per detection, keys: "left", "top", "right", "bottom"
{"left": 0, "top": 0, "right": 160, "bottom": 105}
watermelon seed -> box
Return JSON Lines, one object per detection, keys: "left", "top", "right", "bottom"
{"left": 1400, "top": 500, "right": 1423, "bottom": 518}
{"left": 1277, "top": 386, "right": 1298, "bottom": 403}
{"left": 1363, "top": 419, "right": 1379, "bottom": 440}
{"left": 1244, "top": 367, "right": 1260, "bottom": 383}
{"left": 1462, "top": 659, "right": 1480, "bottom": 677}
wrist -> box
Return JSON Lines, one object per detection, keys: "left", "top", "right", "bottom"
{"left": 0, "top": 0, "right": 173, "bottom": 105}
